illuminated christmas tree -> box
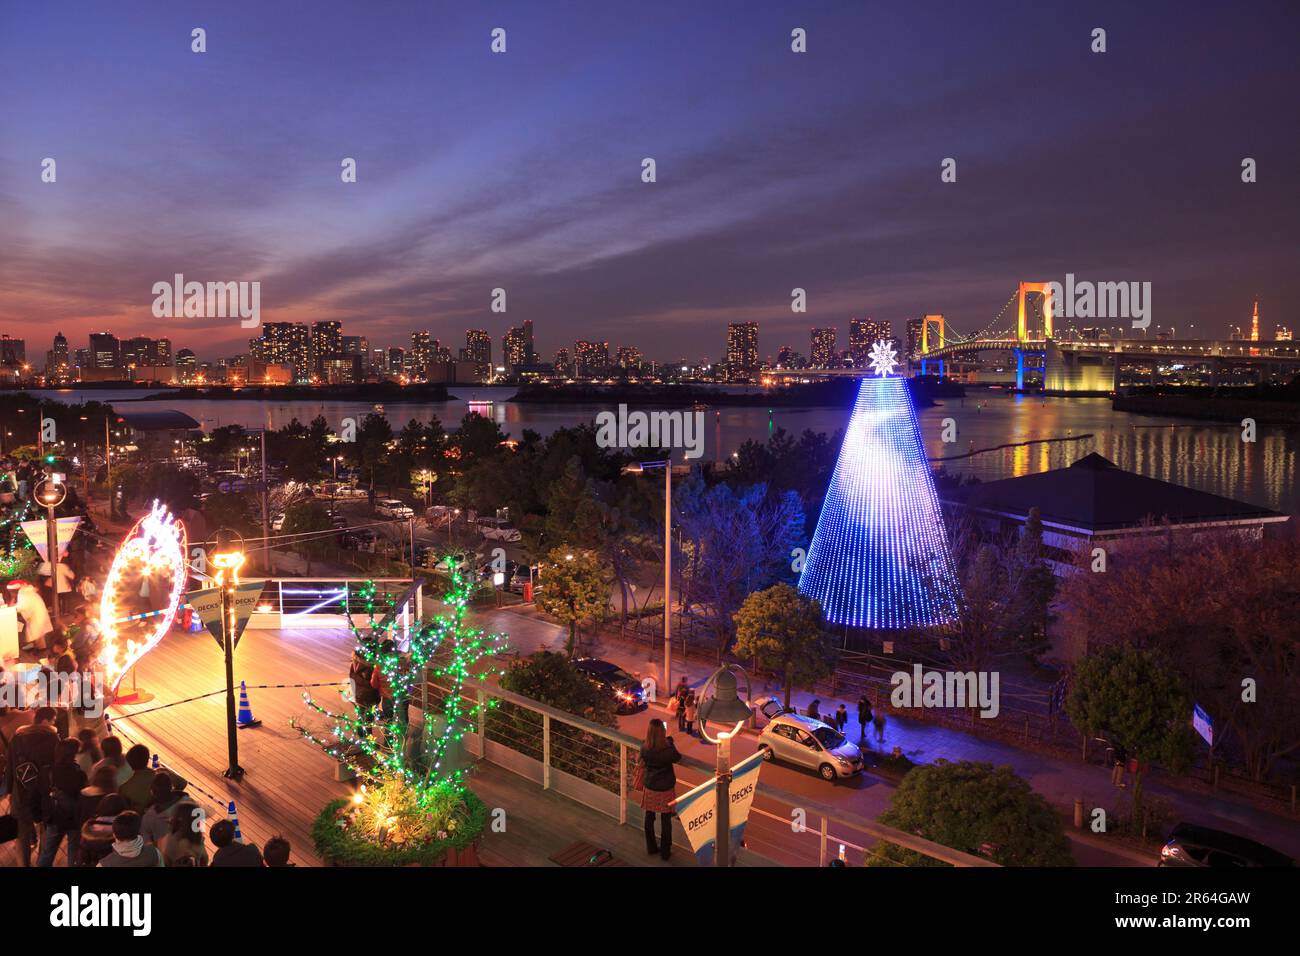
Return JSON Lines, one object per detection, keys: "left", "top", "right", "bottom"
{"left": 798, "top": 342, "right": 962, "bottom": 630}
{"left": 295, "top": 562, "right": 506, "bottom": 842}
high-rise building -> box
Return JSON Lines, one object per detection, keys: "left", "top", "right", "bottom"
{"left": 811, "top": 328, "right": 837, "bottom": 367}
{"left": 1251, "top": 300, "right": 1260, "bottom": 342}
{"left": 553, "top": 348, "right": 572, "bottom": 377}
{"left": 503, "top": 325, "right": 530, "bottom": 370}
{"left": 0, "top": 335, "right": 25, "bottom": 368}
{"left": 175, "top": 348, "right": 198, "bottom": 381}
{"left": 615, "top": 346, "right": 642, "bottom": 372}
{"left": 387, "top": 347, "right": 406, "bottom": 375}
{"left": 342, "top": 335, "right": 369, "bottom": 358}
{"left": 905, "top": 318, "right": 923, "bottom": 361}
{"left": 254, "top": 322, "right": 309, "bottom": 379}
{"left": 46, "top": 331, "right": 70, "bottom": 381}
{"left": 725, "top": 322, "right": 759, "bottom": 380}
{"left": 849, "top": 319, "right": 890, "bottom": 366}
{"left": 1276, "top": 326, "right": 1293, "bottom": 342}
{"left": 574, "top": 340, "right": 609, "bottom": 377}
{"left": 89, "top": 332, "right": 121, "bottom": 370}
{"left": 311, "top": 321, "right": 342, "bottom": 372}
{"left": 407, "top": 332, "right": 430, "bottom": 380}
{"left": 465, "top": 329, "right": 491, "bottom": 374}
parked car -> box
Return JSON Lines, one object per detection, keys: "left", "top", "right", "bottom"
{"left": 341, "top": 529, "right": 378, "bottom": 552}
{"left": 476, "top": 516, "right": 521, "bottom": 542}
{"left": 756, "top": 713, "right": 863, "bottom": 781}
{"left": 1159, "top": 823, "right": 1295, "bottom": 867}
{"left": 376, "top": 499, "right": 415, "bottom": 519}
{"left": 430, "top": 549, "right": 482, "bottom": 573}
{"left": 573, "top": 658, "right": 645, "bottom": 714}
{"left": 425, "top": 504, "right": 458, "bottom": 528}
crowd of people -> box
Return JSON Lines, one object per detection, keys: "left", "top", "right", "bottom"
{"left": 1, "top": 706, "right": 294, "bottom": 867}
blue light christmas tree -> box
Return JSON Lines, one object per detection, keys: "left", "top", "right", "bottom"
{"left": 798, "top": 342, "right": 962, "bottom": 630}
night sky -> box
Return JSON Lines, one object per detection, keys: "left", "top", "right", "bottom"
{"left": 2, "top": 1, "right": 1297, "bottom": 362}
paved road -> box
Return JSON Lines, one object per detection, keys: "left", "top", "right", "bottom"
{"left": 467, "top": 606, "right": 1165, "bottom": 867}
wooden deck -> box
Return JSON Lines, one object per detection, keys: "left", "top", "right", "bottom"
{"left": 104, "top": 623, "right": 357, "bottom": 867}
{"left": 4, "top": 615, "right": 735, "bottom": 867}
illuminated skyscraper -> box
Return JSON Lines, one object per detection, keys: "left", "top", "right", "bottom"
{"left": 849, "top": 319, "right": 890, "bottom": 366}
{"left": 726, "top": 322, "right": 759, "bottom": 379}
{"left": 466, "top": 329, "right": 491, "bottom": 373}
{"left": 1251, "top": 299, "right": 1260, "bottom": 342}
{"left": 811, "top": 328, "right": 837, "bottom": 367}
{"left": 312, "top": 321, "right": 343, "bottom": 371}
{"left": 798, "top": 365, "right": 962, "bottom": 631}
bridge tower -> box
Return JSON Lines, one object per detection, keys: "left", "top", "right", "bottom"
{"left": 919, "top": 314, "right": 945, "bottom": 377}
{"left": 1015, "top": 282, "right": 1055, "bottom": 389}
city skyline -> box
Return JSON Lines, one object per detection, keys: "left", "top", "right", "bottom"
{"left": 2, "top": 2, "right": 1298, "bottom": 359}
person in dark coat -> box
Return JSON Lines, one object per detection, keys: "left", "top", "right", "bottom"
{"left": 4, "top": 707, "right": 60, "bottom": 866}
{"left": 37, "top": 737, "right": 87, "bottom": 866}
{"left": 638, "top": 719, "right": 681, "bottom": 861}
{"left": 857, "top": 696, "right": 873, "bottom": 740}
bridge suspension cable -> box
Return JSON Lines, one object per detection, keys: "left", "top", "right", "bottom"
{"left": 937, "top": 290, "right": 1018, "bottom": 348}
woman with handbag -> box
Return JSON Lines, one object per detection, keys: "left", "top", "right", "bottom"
{"left": 637, "top": 719, "right": 681, "bottom": 861}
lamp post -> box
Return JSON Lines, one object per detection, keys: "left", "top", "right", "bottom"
{"left": 211, "top": 528, "right": 247, "bottom": 780}
{"left": 36, "top": 472, "right": 68, "bottom": 632}
{"left": 621, "top": 459, "right": 675, "bottom": 690}
{"left": 697, "top": 664, "right": 753, "bottom": 868}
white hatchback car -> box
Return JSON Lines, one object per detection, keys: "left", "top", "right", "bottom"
{"left": 756, "top": 713, "right": 864, "bottom": 782}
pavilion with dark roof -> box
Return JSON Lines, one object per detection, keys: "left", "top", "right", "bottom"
{"left": 941, "top": 453, "right": 1289, "bottom": 574}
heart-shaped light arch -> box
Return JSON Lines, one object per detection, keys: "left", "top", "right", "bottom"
{"left": 98, "top": 500, "right": 189, "bottom": 696}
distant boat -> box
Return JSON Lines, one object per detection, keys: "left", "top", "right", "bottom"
{"left": 691, "top": 401, "right": 709, "bottom": 411}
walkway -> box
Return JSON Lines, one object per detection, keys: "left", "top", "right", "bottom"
{"left": 476, "top": 606, "right": 1300, "bottom": 864}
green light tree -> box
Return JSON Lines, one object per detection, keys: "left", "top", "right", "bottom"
{"left": 294, "top": 562, "right": 507, "bottom": 847}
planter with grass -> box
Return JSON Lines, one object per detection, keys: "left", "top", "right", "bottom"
{"left": 312, "top": 785, "right": 489, "bottom": 867}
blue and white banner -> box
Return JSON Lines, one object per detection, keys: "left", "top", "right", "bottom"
{"left": 1192, "top": 703, "right": 1214, "bottom": 747}
{"left": 672, "top": 750, "right": 765, "bottom": 866}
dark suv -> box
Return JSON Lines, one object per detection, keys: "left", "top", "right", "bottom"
{"left": 573, "top": 658, "right": 645, "bottom": 714}
{"left": 1159, "top": 823, "right": 1295, "bottom": 867}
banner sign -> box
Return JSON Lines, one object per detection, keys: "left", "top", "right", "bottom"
{"left": 186, "top": 581, "right": 266, "bottom": 649}
{"left": 672, "top": 750, "right": 765, "bottom": 865}
{"left": 1193, "top": 703, "right": 1214, "bottom": 747}
{"left": 21, "top": 516, "right": 83, "bottom": 562}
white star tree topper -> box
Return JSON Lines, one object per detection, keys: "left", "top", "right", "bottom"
{"left": 868, "top": 340, "right": 899, "bottom": 377}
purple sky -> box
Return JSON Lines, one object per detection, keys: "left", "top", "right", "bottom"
{"left": 2, "top": 1, "right": 1297, "bottom": 363}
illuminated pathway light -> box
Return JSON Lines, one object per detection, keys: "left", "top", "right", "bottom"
{"left": 98, "top": 500, "right": 188, "bottom": 695}
{"left": 798, "top": 369, "right": 962, "bottom": 630}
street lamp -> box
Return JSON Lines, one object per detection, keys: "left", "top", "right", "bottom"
{"left": 621, "top": 459, "right": 675, "bottom": 690}
{"left": 35, "top": 472, "right": 68, "bottom": 632}
{"left": 211, "top": 528, "right": 247, "bottom": 780}
{"left": 697, "top": 664, "right": 753, "bottom": 868}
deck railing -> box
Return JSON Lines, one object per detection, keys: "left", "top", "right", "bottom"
{"left": 421, "top": 676, "right": 997, "bottom": 868}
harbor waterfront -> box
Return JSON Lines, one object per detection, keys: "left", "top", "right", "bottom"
{"left": 38, "top": 386, "right": 1300, "bottom": 517}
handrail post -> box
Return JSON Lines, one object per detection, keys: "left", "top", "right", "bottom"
{"left": 819, "top": 816, "right": 828, "bottom": 866}
{"left": 542, "top": 714, "right": 551, "bottom": 790}
{"left": 477, "top": 688, "right": 486, "bottom": 757}
{"left": 277, "top": 579, "right": 284, "bottom": 619}
{"left": 618, "top": 742, "right": 628, "bottom": 825}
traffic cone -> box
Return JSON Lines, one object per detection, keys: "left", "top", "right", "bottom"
{"left": 227, "top": 800, "right": 243, "bottom": 842}
{"left": 236, "top": 681, "right": 262, "bottom": 729}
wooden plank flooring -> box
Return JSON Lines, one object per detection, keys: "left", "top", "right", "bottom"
{"left": 5, "top": 617, "right": 734, "bottom": 868}
{"left": 103, "top": 623, "right": 357, "bottom": 867}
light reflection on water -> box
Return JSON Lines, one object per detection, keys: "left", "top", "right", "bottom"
{"left": 47, "top": 387, "right": 1298, "bottom": 517}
